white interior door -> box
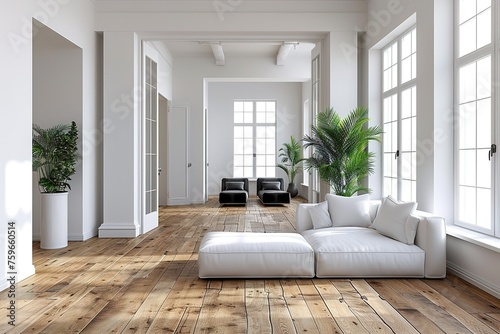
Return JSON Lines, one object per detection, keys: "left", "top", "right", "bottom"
{"left": 168, "top": 106, "right": 190, "bottom": 205}
{"left": 158, "top": 95, "right": 169, "bottom": 206}
{"left": 142, "top": 44, "right": 159, "bottom": 233}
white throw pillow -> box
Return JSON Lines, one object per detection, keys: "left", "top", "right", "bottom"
{"left": 325, "top": 193, "right": 372, "bottom": 227}
{"left": 370, "top": 195, "right": 419, "bottom": 244}
{"left": 308, "top": 201, "right": 332, "bottom": 229}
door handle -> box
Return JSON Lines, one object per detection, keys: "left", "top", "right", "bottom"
{"left": 158, "top": 167, "right": 162, "bottom": 175}
{"left": 188, "top": 163, "right": 192, "bottom": 167}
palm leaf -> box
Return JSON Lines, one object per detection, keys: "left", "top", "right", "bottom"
{"left": 302, "top": 106, "right": 382, "bottom": 196}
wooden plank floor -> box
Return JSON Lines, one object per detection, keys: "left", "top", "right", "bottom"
{"left": 2, "top": 196, "right": 500, "bottom": 333}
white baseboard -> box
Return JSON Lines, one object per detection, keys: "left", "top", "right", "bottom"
{"left": 447, "top": 262, "right": 500, "bottom": 299}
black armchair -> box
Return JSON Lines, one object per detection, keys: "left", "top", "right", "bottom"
{"left": 219, "top": 178, "right": 249, "bottom": 205}
{"left": 256, "top": 177, "right": 291, "bottom": 205}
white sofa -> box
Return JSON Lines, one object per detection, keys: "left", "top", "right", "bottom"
{"left": 296, "top": 197, "right": 447, "bottom": 278}
{"left": 197, "top": 195, "right": 447, "bottom": 279}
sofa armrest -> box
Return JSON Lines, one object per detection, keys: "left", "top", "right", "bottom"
{"left": 296, "top": 203, "right": 316, "bottom": 233}
{"left": 413, "top": 210, "right": 447, "bottom": 278}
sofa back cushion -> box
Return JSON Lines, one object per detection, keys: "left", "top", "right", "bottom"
{"left": 326, "top": 193, "right": 372, "bottom": 227}
{"left": 261, "top": 181, "right": 281, "bottom": 191}
{"left": 307, "top": 201, "right": 332, "bottom": 229}
{"left": 225, "top": 181, "right": 245, "bottom": 191}
{"left": 370, "top": 195, "right": 418, "bottom": 244}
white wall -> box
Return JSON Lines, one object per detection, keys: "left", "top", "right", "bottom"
{"left": 99, "top": 31, "right": 142, "bottom": 237}
{"left": 0, "top": 0, "right": 101, "bottom": 290}
{"left": 365, "top": 0, "right": 500, "bottom": 298}
{"left": 32, "top": 21, "right": 83, "bottom": 241}
{"left": 207, "top": 82, "right": 303, "bottom": 196}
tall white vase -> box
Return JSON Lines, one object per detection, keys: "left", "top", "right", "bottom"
{"left": 40, "top": 192, "right": 68, "bottom": 249}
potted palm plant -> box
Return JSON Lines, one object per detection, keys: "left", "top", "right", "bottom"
{"left": 277, "top": 135, "right": 305, "bottom": 197}
{"left": 32, "top": 121, "right": 80, "bottom": 249}
{"left": 303, "top": 107, "right": 382, "bottom": 197}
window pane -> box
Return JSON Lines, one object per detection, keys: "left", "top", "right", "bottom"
{"left": 266, "top": 139, "right": 275, "bottom": 154}
{"left": 401, "top": 180, "right": 413, "bottom": 202}
{"left": 401, "top": 152, "right": 413, "bottom": 179}
{"left": 267, "top": 111, "right": 276, "bottom": 124}
{"left": 477, "top": 98, "right": 491, "bottom": 148}
{"left": 459, "top": 62, "right": 476, "bottom": 103}
{"left": 234, "top": 139, "right": 244, "bottom": 154}
{"left": 477, "top": 188, "right": 492, "bottom": 229}
{"left": 244, "top": 101, "right": 253, "bottom": 111}
{"left": 401, "top": 57, "right": 412, "bottom": 83}
{"left": 243, "top": 155, "right": 253, "bottom": 166}
{"left": 401, "top": 119, "right": 412, "bottom": 151}
{"left": 266, "top": 126, "right": 275, "bottom": 138}
{"left": 459, "top": 186, "right": 476, "bottom": 224}
{"left": 401, "top": 32, "right": 412, "bottom": 58}
{"left": 459, "top": 102, "right": 476, "bottom": 149}
{"left": 233, "top": 166, "right": 243, "bottom": 177}
{"left": 244, "top": 167, "right": 253, "bottom": 176}
{"left": 383, "top": 124, "right": 392, "bottom": 152}
{"left": 460, "top": 150, "right": 476, "bottom": 186}
{"left": 234, "top": 112, "right": 243, "bottom": 123}
{"left": 266, "top": 101, "right": 276, "bottom": 112}
{"left": 256, "top": 154, "right": 265, "bottom": 166}
{"left": 256, "top": 101, "right": 265, "bottom": 112}
{"left": 234, "top": 101, "right": 243, "bottom": 112}
{"left": 459, "top": 0, "right": 476, "bottom": 24}
{"left": 243, "top": 110, "right": 253, "bottom": 123}
{"left": 401, "top": 88, "right": 413, "bottom": 118}
{"left": 477, "top": 56, "right": 491, "bottom": 99}
{"left": 266, "top": 154, "right": 275, "bottom": 166}
{"left": 477, "top": 0, "right": 491, "bottom": 13}
{"left": 244, "top": 126, "right": 253, "bottom": 138}
{"left": 234, "top": 126, "right": 243, "bottom": 138}
{"left": 243, "top": 139, "right": 253, "bottom": 154}
{"left": 256, "top": 126, "right": 265, "bottom": 138}
{"left": 477, "top": 148, "right": 491, "bottom": 188}
{"left": 459, "top": 18, "right": 476, "bottom": 57}
{"left": 477, "top": 8, "right": 491, "bottom": 49}
{"left": 234, "top": 155, "right": 243, "bottom": 166}
{"left": 256, "top": 111, "right": 265, "bottom": 123}
{"left": 383, "top": 69, "right": 392, "bottom": 91}
{"left": 384, "top": 153, "right": 393, "bottom": 177}
{"left": 255, "top": 140, "right": 265, "bottom": 154}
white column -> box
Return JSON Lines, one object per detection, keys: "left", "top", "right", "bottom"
{"left": 99, "top": 31, "right": 141, "bottom": 237}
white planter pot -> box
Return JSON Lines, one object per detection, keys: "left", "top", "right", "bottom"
{"left": 40, "top": 192, "right": 68, "bottom": 249}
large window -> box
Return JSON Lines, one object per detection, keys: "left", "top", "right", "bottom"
{"left": 382, "top": 27, "right": 417, "bottom": 202}
{"left": 455, "top": 0, "right": 497, "bottom": 235}
{"left": 233, "top": 100, "right": 276, "bottom": 178}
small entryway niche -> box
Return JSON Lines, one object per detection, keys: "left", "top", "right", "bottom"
{"left": 32, "top": 19, "right": 83, "bottom": 242}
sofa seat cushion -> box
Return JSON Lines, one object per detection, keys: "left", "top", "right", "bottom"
{"left": 219, "top": 190, "right": 248, "bottom": 204}
{"left": 258, "top": 190, "right": 290, "bottom": 204}
{"left": 198, "top": 232, "right": 314, "bottom": 278}
{"left": 302, "top": 227, "right": 425, "bottom": 278}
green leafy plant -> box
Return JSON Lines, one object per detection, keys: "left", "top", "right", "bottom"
{"left": 277, "top": 135, "right": 305, "bottom": 184}
{"left": 32, "top": 121, "right": 80, "bottom": 193}
{"left": 303, "top": 107, "right": 382, "bottom": 197}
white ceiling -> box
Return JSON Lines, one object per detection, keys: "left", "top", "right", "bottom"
{"left": 93, "top": 0, "right": 365, "bottom": 62}
{"left": 161, "top": 40, "right": 315, "bottom": 58}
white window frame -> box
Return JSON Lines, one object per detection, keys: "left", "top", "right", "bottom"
{"left": 454, "top": 0, "right": 498, "bottom": 237}
{"left": 381, "top": 26, "right": 418, "bottom": 203}
{"left": 233, "top": 100, "right": 277, "bottom": 178}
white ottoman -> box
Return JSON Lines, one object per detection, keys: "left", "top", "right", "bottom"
{"left": 198, "top": 232, "right": 315, "bottom": 278}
